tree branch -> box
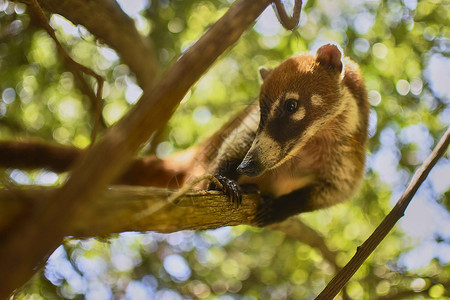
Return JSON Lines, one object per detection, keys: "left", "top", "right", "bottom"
{"left": 0, "top": 187, "right": 260, "bottom": 237}
{"left": 0, "top": 140, "right": 191, "bottom": 187}
{"left": 0, "top": 140, "right": 80, "bottom": 172}
{"left": 316, "top": 127, "right": 450, "bottom": 299}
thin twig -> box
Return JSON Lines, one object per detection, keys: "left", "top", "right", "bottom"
{"left": 316, "top": 127, "right": 450, "bottom": 299}
{"left": 29, "top": 0, "right": 104, "bottom": 144}
{"left": 272, "top": 0, "right": 302, "bottom": 30}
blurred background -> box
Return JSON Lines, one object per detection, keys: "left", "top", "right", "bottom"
{"left": 1, "top": 0, "right": 449, "bottom": 299}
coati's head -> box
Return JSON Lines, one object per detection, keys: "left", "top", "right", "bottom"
{"left": 237, "top": 44, "right": 349, "bottom": 177}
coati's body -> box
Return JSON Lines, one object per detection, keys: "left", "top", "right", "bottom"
{"left": 205, "top": 44, "right": 369, "bottom": 225}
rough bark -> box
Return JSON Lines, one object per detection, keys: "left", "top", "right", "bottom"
{"left": 0, "top": 187, "right": 260, "bottom": 237}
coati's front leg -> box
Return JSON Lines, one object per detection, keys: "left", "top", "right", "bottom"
{"left": 206, "top": 106, "right": 259, "bottom": 206}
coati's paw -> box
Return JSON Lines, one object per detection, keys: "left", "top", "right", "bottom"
{"left": 208, "top": 174, "right": 242, "bottom": 207}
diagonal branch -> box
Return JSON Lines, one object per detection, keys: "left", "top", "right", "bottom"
{"left": 45, "top": 0, "right": 272, "bottom": 235}
{"left": 316, "top": 127, "right": 450, "bottom": 299}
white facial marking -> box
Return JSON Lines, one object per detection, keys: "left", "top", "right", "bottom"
{"left": 292, "top": 106, "right": 306, "bottom": 121}
{"left": 285, "top": 92, "right": 300, "bottom": 101}
{"left": 310, "top": 94, "right": 323, "bottom": 106}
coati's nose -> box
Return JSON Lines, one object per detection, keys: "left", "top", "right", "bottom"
{"left": 237, "top": 158, "right": 261, "bottom": 177}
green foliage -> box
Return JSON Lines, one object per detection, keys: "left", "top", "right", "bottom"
{"left": 2, "top": 0, "right": 450, "bottom": 299}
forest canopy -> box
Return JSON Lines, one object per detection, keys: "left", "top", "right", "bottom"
{"left": 1, "top": 0, "right": 449, "bottom": 299}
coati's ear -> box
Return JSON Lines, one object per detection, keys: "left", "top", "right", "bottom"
{"left": 258, "top": 66, "right": 273, "bottom": 81}
{"left": 316, "top": 44, "right": 343, "bottom": 74}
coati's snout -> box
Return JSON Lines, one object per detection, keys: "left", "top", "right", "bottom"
{"left": 236, "top": 131, "right": 284, "bottom": 177}
{"left": 236, "top": 152, "right": 262, "bottom": 177}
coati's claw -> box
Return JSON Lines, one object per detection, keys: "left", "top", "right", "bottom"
{"left": 209, "top": 174, "right": 242, "bottom": 207}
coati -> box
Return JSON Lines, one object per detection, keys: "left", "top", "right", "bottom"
{"left": 204, "top": 43, "right": 369, "bottom": 225}
{"left": 0, "top": 44, "right": 368, "bottom": 226}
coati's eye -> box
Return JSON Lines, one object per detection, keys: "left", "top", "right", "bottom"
{"left": 285, "top": 99, "right": 299, "bottom": 113}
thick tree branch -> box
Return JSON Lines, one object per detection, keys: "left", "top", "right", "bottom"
{"left": 0, "top": 187, "right": 260, "bottom": 237}
{"left": 0, "top": 140, "right": 80, "bottom": 172}
{"left": 316, "top": 127, "right": 450, "bottom": 299}
{"left": 14, "top": 0, "right": 159, "bottom": 91}
{"left": 0, "top": 140, "right": 190, "bottom": 187}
